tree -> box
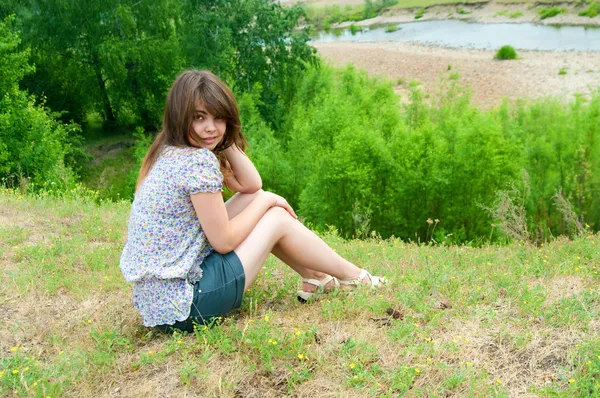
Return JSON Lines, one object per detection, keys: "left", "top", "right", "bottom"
{"left": 18, "top": 0, "right": 183, "bottom": 128}
{"left": 181, "top": 0, "right": 317, "bottom": 127}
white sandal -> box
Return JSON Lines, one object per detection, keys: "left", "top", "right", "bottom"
{"left": 338, "top": 269, "right": 387, "bottom": 289}
{"left": 297, "top": 275, "right": 340, "bottom": 303}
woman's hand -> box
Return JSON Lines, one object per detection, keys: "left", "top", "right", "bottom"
{"left": 262, "top": 191, "right": 298, "bottom": 219}
{"left": 224, "top": 145, "right": 262, "bottom": 193}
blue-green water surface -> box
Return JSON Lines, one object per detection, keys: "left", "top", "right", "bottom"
{"left": 313, "top": 20, "right": 600, "bottom": 52}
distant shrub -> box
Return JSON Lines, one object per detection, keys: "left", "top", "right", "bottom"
{"left": 538, "top": 6, "right": 567, "bottom": 19}
{"left": 495, "top": 45, "right": 518, "bottom": 60}
{"left": 509, "top": 11, "right": 523, "bottom": 18}
{"left": 414, "top": 8, "right": 426, "bottom": 19}
{"left": 559, "top": 67, "right": 568, "bottom": 75}
{"left": 349, "top": 24, "right": 363, "bottom": 34}
{"left": 456, "top": 7, "right": 472, "bottom": 14}
{"left": 385, "top": 24, "right": 398, "bottom": 33}
{"left": 579, "top": 1, "right": 600, "bottom": 17}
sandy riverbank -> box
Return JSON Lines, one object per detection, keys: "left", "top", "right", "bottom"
{"left": 313, "top": 41, "right": 600, "bottom": 107}
{"left": 339, "top": 2, "right": 600, "bottom": 28}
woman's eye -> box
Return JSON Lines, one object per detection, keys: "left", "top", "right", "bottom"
{"left": 194, "top": 115, "right": 203, "bottom": 120}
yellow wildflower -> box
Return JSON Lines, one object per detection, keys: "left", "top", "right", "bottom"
{"left": 349, "top": 363, "right": 355, "bottom": 369}
{"left": 272, "top": 340, "right": 278, "bottom": 346}
{"left": 148, "top": 350, "right": 153, "bottom": 355}
{"left": 12, "top": 369, "right": 19, "bottom": 375}
{"left": 496, "top": 379, "right": 502, "bottom": 385}
{"left": 415, "top": 368, "right": 421, "bottom": 374}
{"left": 466, "top": 362, "right": 473, "bottom": 366}
{"left": 569, "top": 379, "right": 575, "bottom": 383}
{"left": 177, "top": 340, "right": 182, "bottom": 345}
{"left": 10, "top": 346, "right": 18, "bottom": 352}
{"left": 264, "top": 315, "right": 270, "bottom": 322}
{"left": 297, "top": 353, "right": 304, "bottom": 360}
{"left": 24, "top": 367, "right": 29, "bottom": 371}
{"left": 0, "top": 371, "right": 4, "bottom": 377}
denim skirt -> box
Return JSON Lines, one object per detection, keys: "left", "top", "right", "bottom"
{"left": 156, "top": 251, "right": 245, "bottom": 333}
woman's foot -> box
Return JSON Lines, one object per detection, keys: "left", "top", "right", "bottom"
{"left": 338, "top": 269, "right": 386, "bottom": 290}
{"left": 297, "top": 274, "right": 339, "bottom": 302}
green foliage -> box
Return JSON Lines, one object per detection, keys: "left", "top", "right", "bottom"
{"left": 250, "top": 65, "right": 600, "bottom": 242}
{"left": 18, "top": 0, "right": 184, "bottom": 128}
{"left": 579, "top": 1, "right": 600, "bottom": 17}
{"left": 495, "top": 45, "right": 518, "bottom": 60}
{"left": 456, "top": 7, "right": 472, "bottom": 14}
{"left": 385, "top": 24, "right": 398, "bottom": 33}
{"left": 559, "top": 67, "right": 568, "bottom": 75}
{"left": 0, "top": 15, "right": 81, "bottom": 192}
{"left": 509, "top": 11, "right": 523, "bottom": 18}
{"left": 349, "top": 24, "right": 363, "bottom": 34}
{"left": 181, "top": 0, "right": 316, "bottom": 127}
{"left": 304, "top": 0, "right": 398, "bottom": 29}
{"left": 9, "top": 0, "right": 315, "bottom": 131}
{"left": 415, "top": 8, "right": 426, "bottom": 19}
{"left": 538, "top": 6, "right": 567, "bottom": 19}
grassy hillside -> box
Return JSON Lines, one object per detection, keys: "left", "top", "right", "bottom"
{"left": 1, "top": 189, "right": 599, "bottom": 397}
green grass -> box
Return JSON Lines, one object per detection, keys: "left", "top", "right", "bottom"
{"left": 538, "top": 6, "right": 567, "bottom": 19}
{"left": 414, "top": 8, "right": 427, "bottom": 18}
{"left": 1, "top": 188, "right": 599, "bottom": 396}
{"left": 559, "top": 67, "right": 568, "bottom": 75}
{"left": 579, "top": 1, "right": 600, "bottom": 17}
{"left": 385, "top": 24, "right": 398, "bottom": 32}
{"left": 495, "top": 45, "right": 518, "bottom": 60}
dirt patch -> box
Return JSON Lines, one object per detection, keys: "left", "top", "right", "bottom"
{"left": 526, "top": 275, "right": 585, "bottom": 305}
{"left": 314, "top": 41, "right": 600, "bottom": 108}
{"left": 439, "top": 319, "right": 580, "bottom": 395}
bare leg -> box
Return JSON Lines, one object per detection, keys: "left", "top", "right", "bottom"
{"left": 234, "top": 207, "right": 362, "bottom": 291}
{"left": 226, "top": 191, "right": 334, "bottom": 291}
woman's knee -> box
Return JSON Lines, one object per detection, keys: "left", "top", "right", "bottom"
{"left": 262, "top": 206, "right": 295, "bottom": 229}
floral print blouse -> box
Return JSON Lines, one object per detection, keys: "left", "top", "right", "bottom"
{"left": 120, "top": 146, "right": 223, "bottom": 327}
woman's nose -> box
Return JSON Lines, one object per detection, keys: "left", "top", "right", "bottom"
{"left": 205, "top": 117, "right": 216, "bottom": 132}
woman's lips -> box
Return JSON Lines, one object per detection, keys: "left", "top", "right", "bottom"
{"left": 203, "top": 137, "right": 217, "bottom": 145}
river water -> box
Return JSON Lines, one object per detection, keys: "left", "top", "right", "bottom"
{"left": 313, "top": 20, "right": 600, "bottom": 52}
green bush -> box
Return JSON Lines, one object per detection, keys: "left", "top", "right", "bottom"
{"left": 349, "top": 24, "right": 363, "bottom": 34}
{"left": 579, "top": 1, "right": 600, "bottom": 17}
{"left": 255, "top": 64, "right": 600, "bottom": 242}
{"left": 414, "top": 8, "right": 426, "bottom": 19}
{"left": 538, "top": 6, "right": 567, "bottom": 19}
{"left": 385, "top": 24, "right": 398, "bottom": 33}
{"left": 495, "top": 45, "right": 518, "bottom": 60}
{"left": 0, "top": 15, "right": 81, "bottom": 193}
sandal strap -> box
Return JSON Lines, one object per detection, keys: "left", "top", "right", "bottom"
{"left": 339, "top": 269, "right": 369, "bottom": 286}
{"left": 302, "top": 275, "right": 339, "bottom": 293}
{"left": 338, "top": 269, "right": 386, "bottom": 288}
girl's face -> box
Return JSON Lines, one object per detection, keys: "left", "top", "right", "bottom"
{"left": 189, "top": 100, "right": 226, "bottom": 151}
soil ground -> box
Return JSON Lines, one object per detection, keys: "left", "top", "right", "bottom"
{"left": 313, "top": 41, "right": 600, "bottom": 108}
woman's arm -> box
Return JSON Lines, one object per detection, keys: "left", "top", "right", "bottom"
{"left": 191, "top": 190, "right": 296, "bottom": 254}
{"left": 223, "top": 145, "right": 262, "bottom": 194}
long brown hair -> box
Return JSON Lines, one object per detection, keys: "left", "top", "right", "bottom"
{"left": 136, "top": 70, "right": 247, "bottom": 190}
